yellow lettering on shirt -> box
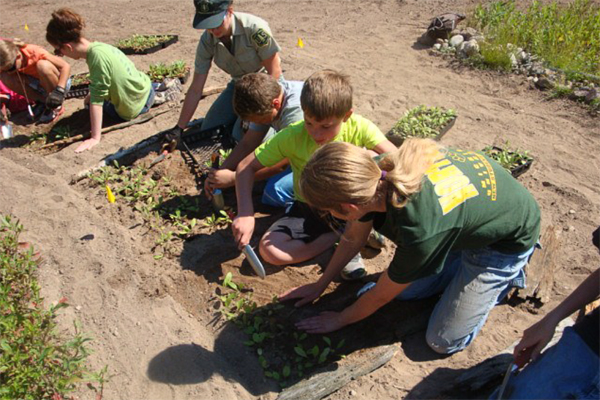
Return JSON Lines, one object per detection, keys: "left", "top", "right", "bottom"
{"left": 427, "top": 158, "right": 479, "bottom": 215}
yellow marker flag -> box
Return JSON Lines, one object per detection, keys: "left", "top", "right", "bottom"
{"left": 105, "top": 185, "right": 116, "bottom": 203}
{"left": 297, "top": 37, "right": 304, "bottom": 48}
{"left": 24, "top": 24, "right": 29, "bottom": 31}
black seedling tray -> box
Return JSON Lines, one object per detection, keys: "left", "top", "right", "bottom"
{"left": 386, "top": 116, "right": 456, "bottom": 147}
{"left": 179, "top": 125, "right": 233, "bottom": 188}
{"left": 488, "top": 146, "right": 534, "bottom": 178}
{"left": 65, "top": 72, "right": 91, "bottom": 99}
{"left": 119, "top": 35, "right": 179, "bottom": 55}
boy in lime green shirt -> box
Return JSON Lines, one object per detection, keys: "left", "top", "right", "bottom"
{"left": 233, "top": 70, "right": 396, "bottom": 279}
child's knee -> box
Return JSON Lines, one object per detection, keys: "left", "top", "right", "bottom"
{"left": 36, "top": 60, "right": 57, "bottom": 77}
{"left": 258, "top": 234, "right": 286, "bottom": 266}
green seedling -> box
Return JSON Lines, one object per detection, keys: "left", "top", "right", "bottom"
{"left": 203, "top": 210, "right": 233, "bottom": 228}
{"left": 388, "top": 105, "right": 456, "bottom": 140}
{"left": 482, "top": 142, "right": 532, "bottom": 172}
{"left": 116, "top": 34, "right": 174, "bottom": 51}
{"left": 52, "top": 125, "right": 73, "bottom": 141}
{"left": 71, "top": 72, "right": 90, "bottom": 86}
{"left": 147, "top": 60, "right": 189, "bottom": 82}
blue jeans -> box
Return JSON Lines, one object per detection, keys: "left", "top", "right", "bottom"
{"left": 262, "top": 168, "right": 294, "bottom": 209}
{"left": 489, "top": 327, "right": 600, "bottom": 399}
{"left": 103, "top": 83, "right": 157, "bottom": 122}
{"left": 397, "top": 246, "right": 536, "bottom": 354}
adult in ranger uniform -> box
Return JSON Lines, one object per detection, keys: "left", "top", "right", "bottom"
{"left": 163, "top": 0, "right": 283, "bottom": 150}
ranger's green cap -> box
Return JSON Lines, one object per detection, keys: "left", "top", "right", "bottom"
{"left": 193, "top": 0, "right": 231, "bottom": 29}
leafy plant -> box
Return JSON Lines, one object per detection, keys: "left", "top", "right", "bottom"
{"left": 482, "top": 143, "right": 533, "bottom": 171}
{"left": 147, "top": 60, "right": 189, "bottom": 82}
{"left": 203, "top": 210, "right": 233, "bottom": 228}
{"left": 71, "top": 72, "right": 90, "bottom": 87}
{"left": 469, "top": 0, "right": 600, "bottom": 77}
{"left": 51, "top": 125, "right": 73, "bottom": 141}
{"left": 203, "top": 148, "right": 233, "bottom": 168}
{"left": 388, "top": 105, "right": 457, "bottom": 140}
{"left": 115, "top": 34, "right": 174, "bottom": 51}
{"left": 0, "top": 215, "right": 105, "bottom": 399}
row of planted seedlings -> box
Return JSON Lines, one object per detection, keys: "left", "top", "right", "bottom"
{"left": 216, "top": 272, "right": 347, "bottom": 388}
{"left": 86, "top": 160, "right": 234, "bottom": 259}
{"left": 386, "top": 105, "right": 533, "bottom": 177}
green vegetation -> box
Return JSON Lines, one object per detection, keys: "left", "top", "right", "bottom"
{"left": 469, "top": 0, "right": 600, "bottom": 77}
{"left": 0, "top": 215, "right": 105, "bottom": 399}
{"left": 116, "top": 35, "right": 173, "bottom": 51}
{"left": 483, "top": 143, "right": 532, "bottom": 172}
{"left": 71, "top": 73, "right": 90, "bottom": 87}
{"left": 147, "top": 61, "right": 189, "bottom": 82}
{"left": 388, "top": 105, "right": 456, "bottom": 141}
{"left": 216, "top": 273, "right": 346, "bottom": 388}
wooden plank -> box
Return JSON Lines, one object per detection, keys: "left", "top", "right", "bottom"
{"left": 517, "top": 225, "right": 560, "bottom": 303}
{"left": 277, "top": 344, "right": 399, "bottom": 400}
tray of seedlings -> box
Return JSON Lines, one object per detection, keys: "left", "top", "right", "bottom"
{"left": 482, "top": 145, "right": 533, "bottom": 178}
{"left": 386, "top": 105, "right": 457, "bottom": 147}
{"left": 147, "top": 60, "right": 191, "bottom": 85}
{"left": 179, "top": 125, "right": 234, "bottom": 187}
{"left": 65, "top": 72, "right": 90, "bottom": 99}
{"left": 116, "top": 34, "right": 178, "bottom": 55}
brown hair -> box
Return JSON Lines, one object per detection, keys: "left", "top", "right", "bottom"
{"left": 300, "top": 69, "right": 352, "bottom": 120}
{"left": 233, "top": 73, "right": 282, "bottom": 119}
{"left": 46, "top": 8, "right": 85, "bottom": 47}
{"left": 300, "top": 139, "right": 444, "bottom": 213}
{"left": 0, "top": 40, "right": 20, "bottom": 71}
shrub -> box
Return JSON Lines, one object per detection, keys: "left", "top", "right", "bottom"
{"left": 0, "top": 215, "right": 104, "bottom": 400}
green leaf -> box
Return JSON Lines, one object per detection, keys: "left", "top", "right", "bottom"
{"left": 294, "top": 346, "right": 307, "bottom": 358}
{"left": 318, "top": 347, "right": 331, "bottom": 364}
{"left": 323, "top": 336, "right": 331, "bottom": 346}
{"left": 310, "top": 345, "right": 319, "bottom": 358}
{"left": 223, "top": 272, "right": 233, "bottom": 288}
{"left": 337, "top": 339, "right": 346, "bottom": 349}
{"left": 282, "top": 365, "right": 291, "bottom": 378}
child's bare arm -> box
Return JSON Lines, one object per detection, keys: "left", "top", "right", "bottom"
{"left": 232, "top": 153, "right": 264, "bottom": 247}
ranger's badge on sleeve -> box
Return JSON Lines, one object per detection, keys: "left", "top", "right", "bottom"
{"left": 251, "top": 29, "right": 270, "bottom": 47}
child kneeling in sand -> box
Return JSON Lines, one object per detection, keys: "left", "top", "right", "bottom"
{"left": 0, "top": 38, "right": 71, "bottom": 123}
{"left": 232, "top": 69, "right": 396, "bottom": 280}
{"left": 46, "top": 8, "right": 155, "bottom": 153}
{"left": 206, "top": 72, "right": 304, "bottom": 209}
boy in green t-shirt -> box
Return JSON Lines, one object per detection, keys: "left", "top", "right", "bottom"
{"left": 232, "top": 70, "right": 396, "bottom": 279}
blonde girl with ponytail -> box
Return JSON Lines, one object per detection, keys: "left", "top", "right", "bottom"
{"left": 283, "top": 139, "right": 541, "bottom": 355}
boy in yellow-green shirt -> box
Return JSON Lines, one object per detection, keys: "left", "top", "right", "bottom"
{"left": 233, "top": 70, "right": 396, "bottom": 280}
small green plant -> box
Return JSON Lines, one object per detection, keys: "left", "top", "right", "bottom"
{"left": 116, "top": 34, "right": 174, "bottom": 51}
{"left": 71, "top": 72, "right": 90, "bottom": 87}
{"left": 388, "top": 105, "right": 457, "bottom": 140}
{"left": 147, "top": 60, "right": 189, "bottom": 82}
{"left": 203, "top": 210, "right": 233, "bottom": 228}
{"left": 549, "top": 84, "right": 575, "bottom": 99}
{"left": 52, "top": 125, "right": 73, "bottom": 141}
{"left": 204, "top": 148, "right": 233, "bottom": 168}
{"left": 0, "top": 215, "right": 104, "bottom": 399}
{"left": 482, "top": 143, "right": 532, "bottom": 172}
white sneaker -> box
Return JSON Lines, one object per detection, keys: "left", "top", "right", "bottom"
{"left": 340, "top": 253, "right": 367, "bottom": 281}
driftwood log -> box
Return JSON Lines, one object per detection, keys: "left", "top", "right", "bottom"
{"left": 41, "top": 85, "right": 226, "bottom": 150}
{"left": 277, "top": 344, "right": 399, "bottom": 400}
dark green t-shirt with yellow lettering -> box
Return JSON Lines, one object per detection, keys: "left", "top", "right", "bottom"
{"left": 371, "top": 148, "right": 541, "bottom": 284}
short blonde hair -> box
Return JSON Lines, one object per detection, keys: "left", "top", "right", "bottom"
{"left": 300, "top": 69, "right": 352, "bottom": 120}
{"left": 233, "top": 73, "right": 282, "bottom": 119}
{"left": 300, "top": 139, "right": 444, "bottom": 212}
{"left": 0, "top": 40, "right": 19, "bottom": 72}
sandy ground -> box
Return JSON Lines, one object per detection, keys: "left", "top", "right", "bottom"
{"left": 1, "top": 0, "right": 599, "bottom": 399}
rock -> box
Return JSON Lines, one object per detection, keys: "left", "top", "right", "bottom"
{"left": 76, "top": 305, "right": 82, "bottom": 311}
{"left": 510, "top": 53, "right": 518, "bottom": 67}
{"left": 463, "top": 40, "right": 479, "bottom": 57}
{"left": 449, "top": 35, "right": 464, "bottom": 48}
{"left": 529, "top": 61, "right": 545, "bottom": 76}
{"left": 450, "top": 29, "right": 461, "bottom": 38}
{"left": 473, "top": 34, "right": 485, "bottom": 42}
{"left": 569, "top": 226, "right": 576, "bottom": 232}
{"left": 517, "top": 51, "right": 529, "bottom": 63}
{"left": 441, "top": 43, "right": 449, "bottom": 51}
{"left": 433, "top": 43, "right": 442, "bottom": 50}
{"left": 585, "top": 88, "right": 599, "bottom": 104}
{"left": 461, "top": 27, "right": 478, "bottom": 41}
{"left": 535, "top": 77, "right": 554, "bottom": 90}
{"left": 568, "top": 209, "right": 576, "bottom": 215}
{"left": 349, "top": 390, "right": 357, "bottom": 396}
{"left": 570, "top": 89, "right": 589, "bottom": 100}
{"left": 436, "top": 38, "right": 445, "bottom": 45}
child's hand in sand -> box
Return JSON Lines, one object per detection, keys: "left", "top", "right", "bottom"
{"left": 75, "top": 137, "right": 100, "bottom": 153}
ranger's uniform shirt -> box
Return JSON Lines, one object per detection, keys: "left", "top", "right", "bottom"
{"left": 194, "top": 12, "right": 281, "bottom": 79}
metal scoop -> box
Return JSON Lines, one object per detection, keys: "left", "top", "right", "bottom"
{"left": 242, "top": 245, "right": 265, "bottom": 279}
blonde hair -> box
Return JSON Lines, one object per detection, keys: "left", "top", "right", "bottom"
{"left": 0, "top": 40, "right": 23, "bottom": 71}
{"left": 300, "top": 139, "right": 444, "bottom": 212}
{"left": 300, "top": 69, "right": 352, "bottom": 120}
{"left": 46, "top": 8, "right": 85, "bottom": 47}
{"left": 233, "top": 73, "right": 282, "bottom": 119}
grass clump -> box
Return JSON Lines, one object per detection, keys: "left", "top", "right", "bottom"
{"left": 469, "top": 0, "right": 600, "bottom": 77}
{"left": 0, "top": 215, "right": 105, "bottom": 399}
